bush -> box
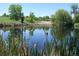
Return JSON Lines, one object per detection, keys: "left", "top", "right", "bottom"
{"left": 52, "top": 9, "right": 73, "bottom": 27}
{"left": 74, "top": 14, "right": 79, "bottom": 23}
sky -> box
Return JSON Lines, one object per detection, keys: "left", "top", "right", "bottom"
{"left": 0, "top": 3, "right": 72, "bottom": 17}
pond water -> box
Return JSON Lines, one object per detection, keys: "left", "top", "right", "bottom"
{"left": 0, "top": 26, "right": 79, "bottom": 56}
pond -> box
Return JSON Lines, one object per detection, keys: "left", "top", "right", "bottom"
{"left": 0, "top": 26, "right": 79, "bottom": 56}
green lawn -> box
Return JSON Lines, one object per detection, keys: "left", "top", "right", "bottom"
{"left": 0, "top": 17, "right": 21, "bottom": 23}
{"left": 0, "top": 16, "right": 51, "bottom": 24}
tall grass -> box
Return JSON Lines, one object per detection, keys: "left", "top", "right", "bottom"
{"left": 0, "top": 28, "right": 28, "bottom": 56}
{"left": 0, "top": 26, "right": 79, "bottom": 56}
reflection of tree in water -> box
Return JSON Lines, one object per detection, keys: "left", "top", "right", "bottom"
{"left": 27, "top": 27, "right": 51, "bottom": 56}
{"left": 74, "top": 29, "right": 79, "bottom": 55}
{"left": 29, "top": 27, "right": 35, "bottom": 36}
{"left": 41, "top": 27, "right": 53, "bottom": 56}
{"left": 28, "top": 27, "right": 49, "bottom": 37}
{"left": 28, "top": 27, "right": 43, "bottom": 56}
{"left": 6, "top": 27, "right": 28, "bottom": 56}
{"left": 1, "top": 26, "right": 79, "bottom": 56}
{"left": 0, "top": 27, "right": 48, "bottom": 55}
{"left": 48, "top": 25, "right": 79, "bottom": 56}
{"left": 0, "top": 31, "right": 6, "bottom": 55}
{"left": 50, "top": 26, "right": 76, "bottom": 56}
{"left": 0, "top": 28, "right": 12, "bottom": 55}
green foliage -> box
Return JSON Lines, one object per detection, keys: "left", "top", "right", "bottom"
{"left": 29, "top": 12, "right": 36, "bottom": 23}
{"left": 37, "top": 16, "right": 50, "bottom": 21}
{"left": 74, "top": 23, "right": 79, "bottom": 29}
{"left": 0, "top": 28, "right": 28, "bottom": 56}
{"left": 74, "top": 14, "right": 79, "bottom": 23}
{"left": 2, "top": 13, "right": 9, "bottom": 17}
{"left": 42, "top": 16, "right": 50, "bottom": 21}
{"left": 44, "top": 41, "right": 53, "bottom": 56}
{"left": 51, "top": 15, "right": 56, "bottom": 22}
{"left": 53, "top": 9, "right": 72, "bottom": 27}
{"left": 55, "top": 9, "right": 72, "bottom": 22}
{"left": 25, "top": 12, "right": 36, "bottom": 23}
{"left": 38, "top": 17, "right": 43, "bottom": 21}
{"left": 9, "top": 4, "right": 22, "bottom": 21}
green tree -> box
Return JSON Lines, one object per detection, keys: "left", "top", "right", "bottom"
{"left": 42, "top": 16, "right": 50, "bottom": 21}
{"left": 29, "top": 12, "right": 36, "bottom": 23}
{"left": 2, "top": 13, "right": 7, "bottom": 17}
{"left": 53, "top": 9, "right": 72, "bottom": 27}
{"left": 38, "top": 17, "right": 43, "bottom": 21}
{"left": 2, "top": 13, "right": 9, "bottom": 17}
{"left": 9, "top": 4, "right": 22, "bottom": 21}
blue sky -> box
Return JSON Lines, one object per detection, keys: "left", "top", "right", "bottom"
{"left": 0, "top": 3, "right": 72, "bottom": 17}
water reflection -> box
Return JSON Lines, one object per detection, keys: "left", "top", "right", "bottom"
{"left": 0, "top": 26, "right": 79, "bottom": 56}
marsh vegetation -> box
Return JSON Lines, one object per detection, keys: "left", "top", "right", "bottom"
{"left": 0, "top": 3, "right": 79, "bottom": 56}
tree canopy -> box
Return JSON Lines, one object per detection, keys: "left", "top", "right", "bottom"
{"left": 9, "top": 4, "right": 22, "bottom": 21}
{"left": 52, "top": 9, "right": 72, "bottom": 27}
{"left": 29, "top": 12, "right": 36, "bottom": 22}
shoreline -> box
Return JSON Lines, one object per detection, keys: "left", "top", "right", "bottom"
{"left": 0, "top": 21, "right": 53, "bottom": 27}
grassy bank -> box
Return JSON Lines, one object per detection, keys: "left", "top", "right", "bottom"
{"left": 0, "top": 17, "right": 52, "bottom": 27}
{"left": 0, "top": 17, "right": 20, "bottom": 23}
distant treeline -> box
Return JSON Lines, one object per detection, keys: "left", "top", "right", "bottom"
{"left": 0, "top": 4, "right": 79, "bottom": 24}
